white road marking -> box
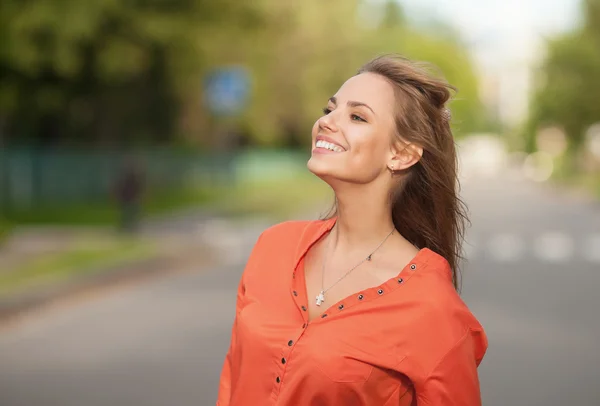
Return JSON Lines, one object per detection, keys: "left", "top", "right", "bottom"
{"left": 487, "top": 233, "right": 525, "bottom": 262}
{"left": 533, "top": 232, "right": 574, "bottom": 262}
{"left": 203, "top": 223, "right": 599, "bottom": 265}
{"left": 582, "top": 234, "right": 600, "bottom": 263}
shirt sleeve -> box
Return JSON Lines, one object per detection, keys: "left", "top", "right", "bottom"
{"left": 216, "top": 233, "right": 264, "bottom": 406}
{"left": 417, "top": 329, "right": 485, "bottom": 406}
{"left": 215, "top": 274, "right": 244, "bottom": 406}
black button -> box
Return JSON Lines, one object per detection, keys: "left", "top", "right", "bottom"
{"left": 302, "top": 323, "right": 307, "bottom": 328}
{"left": 276, "top": 376, "right": 280, "bottom": 383}
{"left": 338, "top": 304, "right": 344, "bottom": 310}
{"left": 301, "top": 305, "right": 307, "bottom": 311}
{"left": 293, "top": 291, "right": 298, "bottom": 296}
{"left": 358, "top": 294, "right": 364, "bottom": 300}
{"left": 398, "top": 278, "right": 404, "bottom": 283}
{"left": 410, "top": 264, "right": 417, "bottom": 270}
{"left": 281, "top": 358, "right": 286, "bottom": 364}
{"left": 378, "top": 289, "right": 384, "bottom": 295}
{"left": 288, "top": 340, "right": 293, "bottom": 346}
{"left": 321, "top": 313, "right": 328, "bottom": 318}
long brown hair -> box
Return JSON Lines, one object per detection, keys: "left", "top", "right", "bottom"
{"left": 327, "top": 54, "right": 468, "bottom": 290}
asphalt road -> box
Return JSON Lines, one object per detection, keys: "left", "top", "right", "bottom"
{"left": 0, "top": 173, "right": 599, "bottom": 406}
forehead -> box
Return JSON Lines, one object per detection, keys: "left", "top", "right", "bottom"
{"left": 333, "top": 72, "right": 396, "bottom": 115}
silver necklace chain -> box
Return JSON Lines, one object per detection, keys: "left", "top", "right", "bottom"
{"left": 316, "top": 226, "right": 395, "bottom": 306}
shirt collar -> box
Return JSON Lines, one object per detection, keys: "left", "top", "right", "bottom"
{"left": 291, "top": 217, "right": 453, "bottom": 283}
{"left": 292, "top": 217, "right": 337, "bottom": 272}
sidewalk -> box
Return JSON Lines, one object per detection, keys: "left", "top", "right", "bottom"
{"left": 0, "top": 208, "right": 222, "bottom": 323}
{"left": 0, "top": 204, "right": 326, "bottom": 324}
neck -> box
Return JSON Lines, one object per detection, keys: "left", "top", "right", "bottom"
{"left": 329, "top": 182, "right": 395, "bottom": 251}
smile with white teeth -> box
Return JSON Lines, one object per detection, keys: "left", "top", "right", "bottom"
{"left": 316, "top": 140, "right": 344, "bottom": 152}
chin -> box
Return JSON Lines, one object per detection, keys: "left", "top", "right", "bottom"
{"left": 307, "top": 157, "right": 381, "bottom": 187}
{"left": 307, "top": 157, "right": 351, "bottom": 186}
{"left": 307, "top": 156, "right": 334, "bottom": 178}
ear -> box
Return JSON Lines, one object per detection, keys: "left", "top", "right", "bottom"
{"left": 387, "top": 142, "right": 423, "bottom": 172}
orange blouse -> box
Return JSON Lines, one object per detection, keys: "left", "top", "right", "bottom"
{"left": 217, "top": 218, "right": 487, "bottom": 406}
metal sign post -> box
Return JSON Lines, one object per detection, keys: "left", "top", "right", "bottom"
{"left": 203, "top": 66, "right": 251, "bottom": 182}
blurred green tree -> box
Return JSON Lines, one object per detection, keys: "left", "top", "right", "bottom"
{"left": 361, "top": 0, "right": 486, "bottom": 136}
{"left": 526, "top": 0, "right": 600, "bottom": 153}
{"left": 0, "top": 0, "right": 485, "bottom": 148}
{"left": 231, "top": 0, "right": 486, "bottom": 148}
{"left": 0, "top": 0, "right": 262, "bottom": 146}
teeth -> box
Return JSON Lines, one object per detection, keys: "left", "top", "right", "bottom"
{"left": 316, "top": 140, "right": 344, "bottom": 152}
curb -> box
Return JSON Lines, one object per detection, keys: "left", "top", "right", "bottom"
{"left": 0, "top": 246, "right": 216, "bottom": 326}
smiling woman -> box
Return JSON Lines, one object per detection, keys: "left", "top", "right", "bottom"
{"left": 217, "top": 55, "right": 487, "bottom": 406}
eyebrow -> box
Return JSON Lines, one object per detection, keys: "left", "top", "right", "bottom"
{"left": 329, "top": 96, "right": 375, "bottom": 115}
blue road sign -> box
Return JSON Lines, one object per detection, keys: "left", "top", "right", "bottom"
{"left": 204, "top": 66, "right": 250, "bottom": 117}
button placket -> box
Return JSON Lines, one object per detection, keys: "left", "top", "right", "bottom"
{"left": 278, "top": 333, "right": 300, "bottom": 388}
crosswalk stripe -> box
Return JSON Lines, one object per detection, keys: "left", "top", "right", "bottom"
{"left": 533, "top": 232, "right": 574, "bottom": 262}
{"left": 204, "top": 226, "right": 600, "bottom": 265}
{"left": 582, "top": 234, "right": 600, "bottom": 263}
{"left": 487, "top": 233, "right": 525, "bottom": 262}
{"left": 464, "top": 233, "right": 599, "bottom": 264}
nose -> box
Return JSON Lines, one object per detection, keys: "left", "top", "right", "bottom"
{"left": 318, "top": 112, "right": 338, "bottom": 133}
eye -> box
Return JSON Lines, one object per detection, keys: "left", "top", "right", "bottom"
{"left": 351, "top": 114, "right": 366, "bottom": 123}
{"left": 322, "top": 107, "right": 332, "bottom": 115}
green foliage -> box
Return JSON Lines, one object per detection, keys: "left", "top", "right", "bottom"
{"left": 0, "top": 0, "right": 485, "bottom": 147}
{"left": 0, "top": 236, "right": 156, "bottom": 296}
{"left": 0, "top": 0, "right": 261, "bottom": 145}
{"left": 360, "top": 14, "right": 485, "bottom": 136}
{"left": 0, "top": 217, "right": 11, "bottom": 245}
{"left": 527, "top": 0, "right": 600, "bottom": 152}
{"left": 236, "top": 0, "right": 486, "bottom": 146}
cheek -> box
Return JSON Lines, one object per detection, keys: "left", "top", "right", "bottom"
{"left": 348, "top": 129, "right": 388, "bottom": 167}
{"left": 311, "top": 120, "right": 319, "bottom": 140}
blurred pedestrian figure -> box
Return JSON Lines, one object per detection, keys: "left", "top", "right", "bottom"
{"left": 113, "top": 157, "right": 144, "bottom": 233}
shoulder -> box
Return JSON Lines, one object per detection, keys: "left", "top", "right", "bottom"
{"left": 242, "top": 219, "right": 325, "bottom": 280}
{"left": 420, "top": 285, "right": 487, "bottom": 370}
{"left": 254, "top": 220, "right": 312, "bottom": 249}
{"left": 414, "top": 250, "right": 478, "bottom": 329}
{"left": 408, "top": 250, "right": 487, "bottom": 373}
{"left": 259, "top": 220, "right": 314, "bottom": 240}
{"left": 250, "top": 219, "right": 325, "bottom": 256}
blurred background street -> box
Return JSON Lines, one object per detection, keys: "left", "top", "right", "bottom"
{"left": 1, "top": 161, "right": 600, "bottom": 406}
{"left": 1, "top": 0, "right": 600, "bottom": 405}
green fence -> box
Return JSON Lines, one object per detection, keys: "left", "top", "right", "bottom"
{"left": 0, "top": 148, "right": 310, "bottom": 213}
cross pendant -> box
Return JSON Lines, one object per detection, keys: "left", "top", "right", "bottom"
{"left": 315, "top": 291, "right": 325, "bottom": 306}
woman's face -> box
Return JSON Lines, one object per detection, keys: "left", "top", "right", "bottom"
{"left": 307, "top": 72, "right": 398, "bottom": 185}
